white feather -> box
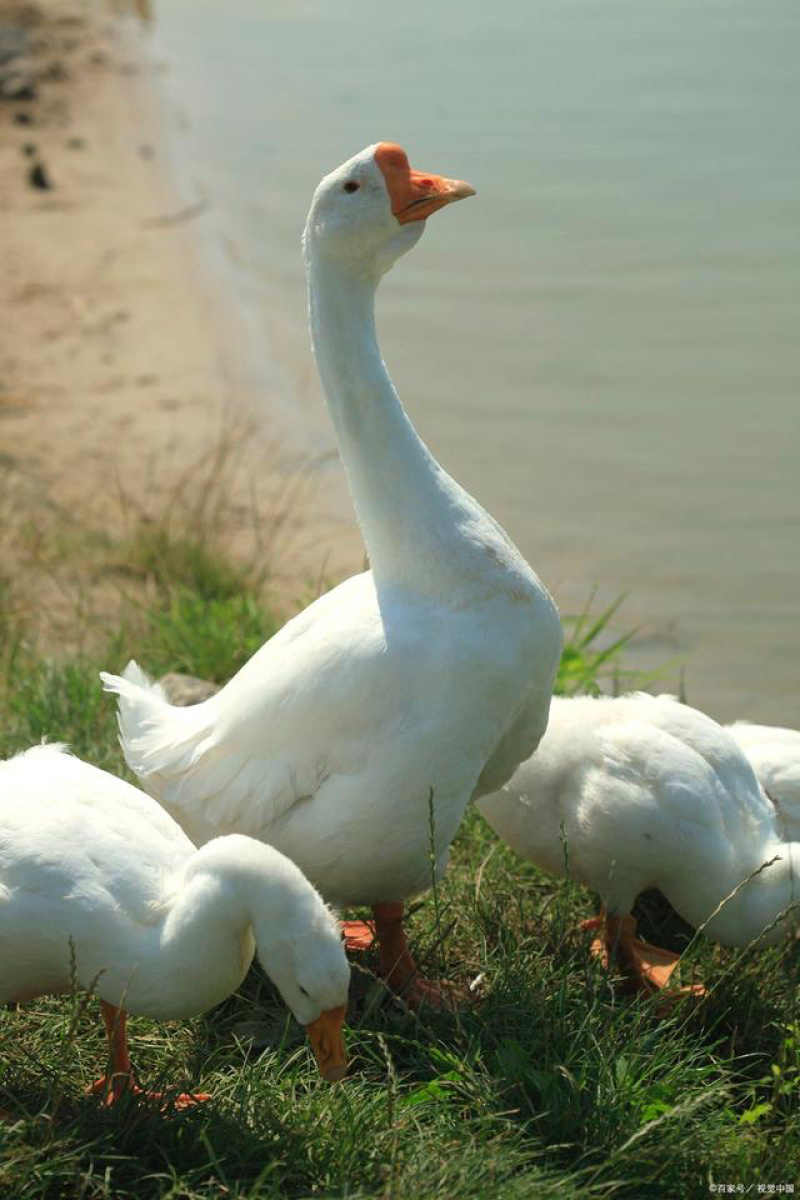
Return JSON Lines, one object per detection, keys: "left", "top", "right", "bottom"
{"left": 102, "top": 145, "right": 562, "bottom": 909}
{"left": 0, "top": 744, "right": 349, "bottom": 1028}
{"left": 478, "top": 694, "right": 800, "bottom": 948}
{"left": 726, "top": 721, "right": 800, "bottom": 839}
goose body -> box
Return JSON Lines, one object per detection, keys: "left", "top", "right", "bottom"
{"left": 477, "top": 694, "right": 800, "bottom": 954}
{"left": 0, "top": 744, "right": 350, "bottom": 1086}
{"left": 102, "top": 144, "right": 561, "bottom": 1003}
{"left": 726, "top": 721, "right": 800, "bottom": 840}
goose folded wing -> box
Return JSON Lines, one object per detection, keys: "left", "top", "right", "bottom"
{"left": 101, "top": 600, "right": 391, "bottom": 837}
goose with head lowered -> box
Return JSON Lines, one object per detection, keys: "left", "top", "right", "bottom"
{"left": 725, "top": 720, "right": 800, "bottom": 840}
{"left": 102, "top": 143, "right": 562, "bottom": 1009}
{"left": 477, "top": 693, "right": 800, "bottom": 997}
{"left": 0, "top": 744, "right": 350, "bottom": 1104}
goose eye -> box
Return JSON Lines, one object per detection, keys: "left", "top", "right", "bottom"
{"left": 299, "top": 985, "right": 310, "bottom": 997}
{"left": 343, "top": 180, "right": 360, "bottom": 194}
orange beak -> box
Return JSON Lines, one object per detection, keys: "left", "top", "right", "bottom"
{"left": 304, "top": 1004, "right": 348, "bottom": 1082}
{"left": 375, "top": 142, "right": 476, "bottom": 224}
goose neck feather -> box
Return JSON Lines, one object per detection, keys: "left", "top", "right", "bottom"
{"left": 304, "top": 249, "right": 543, "bottom": 607}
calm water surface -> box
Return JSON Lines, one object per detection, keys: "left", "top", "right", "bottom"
{"left": 145, "top": 0, "right": 799, "bottom": 723}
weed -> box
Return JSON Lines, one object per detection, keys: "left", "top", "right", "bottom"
{"left": 556, "top": 591, "right": 635, "bottom": 696}
{"left": 0, "top": 551, "right": 796, "bottom": 1195}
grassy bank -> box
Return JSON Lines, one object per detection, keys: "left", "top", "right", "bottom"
{"left": 0, "top": 530, "right": 798, "bottom": 1198}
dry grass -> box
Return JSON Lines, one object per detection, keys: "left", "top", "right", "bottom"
{"left": 1, "top": 424, "right": 797, "bottom": 1196}
{"left": 0, "top": 417, "right": 341, "bottom": 663}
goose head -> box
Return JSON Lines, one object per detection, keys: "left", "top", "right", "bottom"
{"left": 253, "top": 902, "right": 351, "bottom": 1082}
{"left": 303, "top": 141, "right": 475, "bottom": 278}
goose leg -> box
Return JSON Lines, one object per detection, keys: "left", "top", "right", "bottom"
{"left": 372, "top": 902, "right": 458, "bottom": 1012}
{"left": 342, "top": 905, "right": 460, "bottom": 1010}
{"left": 582, "top": 912, "right": 705, "bottom": 1000}
{"left": 86, "top": 1001, "right": 134, "bottom": 1104}
{"left": 86, "top": 1001, "right": 210, "bottom": 1108}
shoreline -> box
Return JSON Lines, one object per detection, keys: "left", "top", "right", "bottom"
{"left": 3, "top": 3, "right": 797, "bottom": 726}
{"left": 1, "top": 1, "right": 233, "bottom": 514}
{"left": 0, "top": 0, "right": 362, "bottom": 648}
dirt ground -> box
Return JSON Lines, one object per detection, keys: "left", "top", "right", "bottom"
{"left": 0, "top": 0, "right": 361, "bottom": 648}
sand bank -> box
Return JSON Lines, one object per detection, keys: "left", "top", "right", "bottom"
{"left": 0, "top": 0, "right": 361, "bottom": 646}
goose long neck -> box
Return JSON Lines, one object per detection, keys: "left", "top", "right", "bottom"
{"left": 162, "top": 837, "right": 316, "bottom": 961}
{"left": 147, "top": 842, "right": 262, "bottom": 1015}
{"left": 702, "top": 841, "right": 800, "bottom": 946}
{"left": 307, "top": 252, "right": 459, "bottom": 586}
{"left": 160, "top": 850, "right": 254, "bottom": 965}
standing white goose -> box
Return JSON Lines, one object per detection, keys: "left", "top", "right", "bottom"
{"left": 477, "top": 694, "right": 800, "bottom": 994}
{"left": 102, "top": 143, "right": 562, "bottom": 1008}
{"left": 0, "top": 744, "right": 350, "bottom": 1103}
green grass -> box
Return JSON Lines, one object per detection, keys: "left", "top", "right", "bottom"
{"left": 0, "top": 552, "right": 798, "bottom": 1198}
{"left": 112, "top": 524, "right": 258, "bottom": 604}
{"left": 0, "top": 526, "right": 278, "bottom": 764}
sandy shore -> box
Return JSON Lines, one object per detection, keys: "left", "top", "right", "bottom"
{"left": 0, "top": 1, "right": 234, "bottom": 510}
{"left": 0, "top": 0, "right": 361, "bottom": 645}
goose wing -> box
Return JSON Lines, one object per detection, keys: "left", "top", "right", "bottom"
{"left": 101, "top": 574, "right": 423, "bottom": 838}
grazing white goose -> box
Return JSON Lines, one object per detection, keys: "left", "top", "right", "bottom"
{"left": 726, "top": 721, "right": 800, "bottom": 840}
{"left": 0, "top": 744, "right": 349, "bottom": 1103}
{"left": 477, "top": 693, "right": 800, "bottom": 995}
{"left": 101, "top": 142, "right": 562, "bottom": 1008}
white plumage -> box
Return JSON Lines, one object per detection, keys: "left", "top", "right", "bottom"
{"left": 102, "top": 143, "right": 562, "bottom": 1005}
{"left": 0, "top": 744, "right": 350, "bottom": 1093}
{"left": 477, "top": 694, "right": 800, "bottom": 990}
{"left": 726, "top": 721, "right": 800, "bottom": 840}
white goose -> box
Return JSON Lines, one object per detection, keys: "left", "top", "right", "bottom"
{"left": 726, "top": 721, "right": 800, "bottom": 840}
{"left": 0, "top": 744, "right": 350, "bottom": 1103}
{"left": 102, "top": 143, "right": 562, "bottom": 1008}
{"left": 477, "top": 694, "right": 800, "bottom": 994}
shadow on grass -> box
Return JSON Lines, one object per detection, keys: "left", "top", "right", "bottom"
{"left": 0, "top": 500, "right": 797, "bottom": 1194}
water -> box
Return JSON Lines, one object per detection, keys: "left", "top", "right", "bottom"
{"left": 143, "top": 0, "right": 799, "bottom": 724}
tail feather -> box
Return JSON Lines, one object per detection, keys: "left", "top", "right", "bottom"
{"left": 101, "top": 659, "right": 298, "bottom": 839}
{"left": 100, "top": 661, "right": 213, "bottom": 785}
{"left": 121, "top": 660, "right": 168, "bottom": 702}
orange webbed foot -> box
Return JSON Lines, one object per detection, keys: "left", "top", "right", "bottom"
{"left": 582, "top": 912, "right": 706, "bottom": 1005}
{"left": 349, "top": 903, "right": 469, "bottom": 1013}
{"left": 86, "top": 1075, "right": 210, "bottom": 1109}
{"left": 341, "top": 919, "right": 376, "bottom": 952}
{"left": 399, "top": 975, "right": 465, "bottom": 1013}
